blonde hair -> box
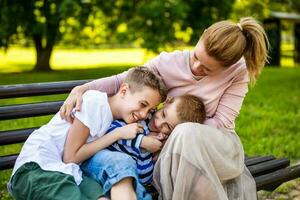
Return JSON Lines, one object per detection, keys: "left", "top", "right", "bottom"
{"left": 173, "top": 95, "right": 206, "bottom": 124}
{"left": 124, "top": 66, "right": 167, "bottom": 101}
{"left": 201, "top": 17, "right": 270, "bottom": 85}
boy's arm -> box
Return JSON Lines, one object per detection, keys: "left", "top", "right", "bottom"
{"left": 115, "top": 134, "right": 145, "bottom": 154}
{"left": 63, "top": 117, "right": 122, "bottom": 164}
{"left": 63, "top": 118, "right": 143, "bottom": 164}
{"left": 140, "top": 135, "right": 163, "bottom": 153}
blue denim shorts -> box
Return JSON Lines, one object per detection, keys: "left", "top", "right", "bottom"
{"left": 81, "top": 149, "right": 152, "bottom": 200}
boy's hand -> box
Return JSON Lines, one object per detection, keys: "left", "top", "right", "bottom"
{"left": 117, "top": 123, "right": 144, "bottom": 140}
{"left": 141, "top": 135, "right": 163, "bottom": 153}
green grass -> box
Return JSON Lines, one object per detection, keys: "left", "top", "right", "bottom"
{"left": 0, "top": 52, "right": 300, "bottom": 199}
{"left": 236, "top": 67, "right": 300, "bottom": 159}
{"left": 0, "top": 47, "right": 160, "bottom": 73}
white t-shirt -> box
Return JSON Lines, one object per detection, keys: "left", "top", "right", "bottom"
{"left": 11, "top": 90, "right": 113, "bottom": 185}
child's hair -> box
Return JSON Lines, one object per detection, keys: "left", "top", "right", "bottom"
{"left": 173, "top": 95, "right": 206, "bottom": 124}
{"left": 124, "top": 66, "right": 167, "bottom": 101}
{"left": 201, "top": 17, "right": 270, "bottom": 85}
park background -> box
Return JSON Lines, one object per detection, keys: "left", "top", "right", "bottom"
{"left": 0, "top": 0, "right": 300, "bottom": 199}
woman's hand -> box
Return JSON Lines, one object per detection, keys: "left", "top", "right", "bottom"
{"left": 60, "top": 84, "right": 89, "bottom": 123}
{"left": 116, "top": 123, "right": 144, "bottom": 140}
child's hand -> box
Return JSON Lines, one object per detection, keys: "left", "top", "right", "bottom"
{"left": 141, "top": 135, "right": 163, "bottom": 153}
{"left": 117, "top": 123, "right": 144, "bottom": 140}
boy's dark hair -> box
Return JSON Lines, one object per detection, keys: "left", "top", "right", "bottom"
{"left": 124, "top": 66, "right": 167, "bottom": 101}
{"left": 174, "top": 95, "right": 206, "bottom": 124}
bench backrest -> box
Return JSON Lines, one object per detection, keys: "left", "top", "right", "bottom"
{"left": 0, "top": 80, "right": 90, "bottom": 170}
{"left": 1, "top": 80, "right": 300, "bottom": 192}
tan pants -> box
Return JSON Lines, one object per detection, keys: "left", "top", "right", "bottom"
{"left": 153, "top": 123, "right": 257, "bottom": 200}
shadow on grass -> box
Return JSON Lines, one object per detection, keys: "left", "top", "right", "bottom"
{"left": 0, "top": 64, "right": 133, "bottom": 85}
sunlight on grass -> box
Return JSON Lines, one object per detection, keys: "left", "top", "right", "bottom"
{"left": 281, "top": 42, "right": 295, "bottom": 67}
{"left": 0, "top": 47, "right": 158, "bottom": 73}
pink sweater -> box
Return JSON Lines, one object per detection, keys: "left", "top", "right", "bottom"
{"left": 88, "top": 50, "right": 249, "bottom": 131}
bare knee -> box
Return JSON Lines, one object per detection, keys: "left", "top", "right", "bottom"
{"left": 110, "top": 177, "right": 137, "bottom": 200}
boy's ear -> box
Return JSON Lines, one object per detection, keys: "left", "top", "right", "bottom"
{"left": 119, "top": 83, "right": 130, "bottom": 97}
{"left": 165, "top": 96, "right": 174, "bottom": 104}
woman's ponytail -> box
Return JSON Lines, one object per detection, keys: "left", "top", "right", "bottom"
{"left": 202, "top": 17, "right": 270, "bottom": 85}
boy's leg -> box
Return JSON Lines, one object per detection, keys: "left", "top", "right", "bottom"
{"left": 11, "top": 162, "right": 101, "bottom": 200}
{"left": 81, "top": 149, "right": 152, "bottom": 200}
{"left": 111, "top": 177, "right": 137, "bottom": 200}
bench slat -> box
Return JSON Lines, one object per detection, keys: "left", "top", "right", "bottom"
{"left": 0, "top": 80, "right": 90, "bottom": 99}
{"left": 0, "top": 128, "right": 38, "bottom": 145}
{"left": 0, "top": 155, "right": 18, "bottom": 170}
{"left": 245, "top": 155, "right": 276, "bottom": 166}
{"left": 248, "top": 158, "right": 290, "bottom": 176}
{"left": 255, "top": 165, "right": 300, "bottom": 191}
{"left": 0, "top": 101, "right": 63, "bottom": 120}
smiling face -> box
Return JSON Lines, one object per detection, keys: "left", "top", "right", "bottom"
{"left": 119, "top": 84, "right": 161, "bottom": 124}
{"left": 148, "top": 98, "right": 180, "bottom": 138}
{"left": 190, "top": 40, "right": 225, "bottom": 76}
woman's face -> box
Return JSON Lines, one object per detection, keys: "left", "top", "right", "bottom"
{"left": 190, "top": 41, "right": 225, "bottom": 76}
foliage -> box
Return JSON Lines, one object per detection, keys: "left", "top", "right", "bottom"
{"left": 230, "top": 0, "right": 269, "bottom": 21}
{"left": 95, "top": 0, "right": 235, "bottom": 50}
{"left": 0, "top": 0, "right": 235, "bottom": 70}
{"left": 231, "top": 0, "right": 300, "bottom": 21}
{"left": 0, "top": 0, "right": 92, "bottom": 71}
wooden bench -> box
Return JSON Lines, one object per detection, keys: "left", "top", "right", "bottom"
{"left": 1, "top": 80, "right": 300, "bottom": 194}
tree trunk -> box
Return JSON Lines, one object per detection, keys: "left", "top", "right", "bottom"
{"left": 34, "top": 47, "right": 52, "bottom": 71}
{"left": 32, "top": 34, "right": 53, "bottom": 71}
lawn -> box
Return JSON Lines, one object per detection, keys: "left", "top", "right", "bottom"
{"left": 0, "top": 47, "right": 159, "bottom": 73}
{"left": 0, "top": 48, "right": 300, "bottom": 199}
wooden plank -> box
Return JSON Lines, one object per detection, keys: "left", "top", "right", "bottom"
{"left": 248, "top": 158, "right": 290, "bottom": 176}
{"left": 0, "top": 80, "right": 90, "bottom": 99}
{"left": 0, "top": 101, "right": 63, "bottom": 120}
{"left": 255, "top": 165, "right": 300, "bottom": 191}
{"left": 245, "top": 155, "right": 276, "bottom": 166}
{"left": 0, "top": 155, "right": 18, "bottom": 170}
{"left": 0, "top": 128, "right": 37, "bottom": 145}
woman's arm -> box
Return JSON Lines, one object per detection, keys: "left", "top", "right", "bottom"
{"left": 87, "top": 70, "right": 128, "bottom": 94}
{"left": 60, "top": 54, "right": 163, "bottom": 123}
{"left": 60, "top": 71, "right": 128, "bottom": 122}
{"left": 63, "top": 118, "right": 144, "bottom": 164}
{"left": 204, "top": 68, "right": 249, "bottom": 130}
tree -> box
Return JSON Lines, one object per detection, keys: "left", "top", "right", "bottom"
{"left": 97, "top": 0, "right": 235, "bottom": 50}
{"left": 0, "top": 0, "right": 91, "bottom": 71}
{"left": 0, "top": 0, "right": 234, "bottom": 71}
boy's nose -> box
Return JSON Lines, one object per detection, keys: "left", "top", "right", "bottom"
{"left": 194, "top": 60, "right": 201, "bottom": 68}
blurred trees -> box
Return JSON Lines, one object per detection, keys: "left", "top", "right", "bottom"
{"left": 0, "top": 0, "right": 234, "bottom": 71}
{"left": 0, "top": 0, "right": 92, "bottom": 71}
{"left": 231, "top": 0, "right": 300, "bottom": 20}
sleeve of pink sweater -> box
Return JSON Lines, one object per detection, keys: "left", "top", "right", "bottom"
{"left": 87, "top": 70, "right": 129, "bottom": 95}
{"left": 86, "top": 58, "right": 160, "bottom": 95}
{"left": 204, "top": 68, "right": 249, "bottom": 130}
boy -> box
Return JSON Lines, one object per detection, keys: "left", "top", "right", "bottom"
{"left": 8, "top": 67, "right": 167, "bottom": 200}
{"left": 81, "top": 94, "right": 206, "bottom": 200}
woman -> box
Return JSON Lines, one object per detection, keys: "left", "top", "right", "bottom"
{"left": 60, "top": 17, "right": 269, "bottom": 200}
